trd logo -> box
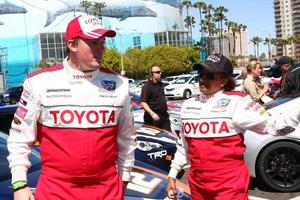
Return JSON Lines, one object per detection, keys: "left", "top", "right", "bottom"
{"left": 147, "top": 150, "right": 167, "bottom": 159}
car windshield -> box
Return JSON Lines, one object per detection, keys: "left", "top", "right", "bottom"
{"left": 174, "top": 76, "right": 191, "bottom": 84}
{"left": 264, "top": 94, "right": 299, "bottom": 110}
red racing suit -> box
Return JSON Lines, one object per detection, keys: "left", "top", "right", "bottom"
{"left": 7, "top": 60, "right": 136, "bottom": 200}
{"left": 168, "top": 90, "right": 298, "bottom": 200}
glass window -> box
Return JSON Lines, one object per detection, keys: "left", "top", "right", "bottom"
{"left": 47, "top": 34, "right": 54, "bottom": 44}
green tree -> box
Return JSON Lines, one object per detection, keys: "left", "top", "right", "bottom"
{"left": 250, "top": 36, "right": 262, "bottom": 58}
{"left": 193, "top": 1, "right": 207, "bottom": 39}
{"left": 80, "top": 0, "right": 92, "bottom": 14}
{"left": 102, "top": 48, "right": 121, "bottom": 71}
{"left": 93, "top": 2, "right": 106, "bottom": 23}
{"left": 213, "top": 6, "right": 228, "bottom": 54}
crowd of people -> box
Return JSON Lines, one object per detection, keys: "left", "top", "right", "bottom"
{"left": 5, "top": 14, "right": 300, "bottom": 200}
{"left": 241, "top": 56, "right": 300, "bottom": 104}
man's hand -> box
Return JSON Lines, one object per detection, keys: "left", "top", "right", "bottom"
{"left": 166, "top": 177, "right": 177, "bottom": 199}
{"left": 123, "top": 181, "right": 129, "bottom": 193}
{"left": 14, "top": 187, "right": 34, "bottom": 200}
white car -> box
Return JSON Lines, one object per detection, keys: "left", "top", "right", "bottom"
{"left": 162, "top": 75, "right": 182, "bottom": 84}
{"left": 244, "top": 95, "right": 300, "bottom": 192}
{"left": 164, "top": 74, "right": 199, "bottom": 99}
{"left": 129, "top": 80, "right": 147, "bottom": 95}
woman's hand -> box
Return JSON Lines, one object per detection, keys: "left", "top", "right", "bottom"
{"left": 166, "top": 177, "right": 177, "bottom": 199}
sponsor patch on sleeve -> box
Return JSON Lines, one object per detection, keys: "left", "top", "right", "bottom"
{"left": 13, "top": 116, "right": 22, "bottom": 125}
{"left": 16, "top": 106, "right": 28, "bottom": 119}
{"left": 19, "top": 98, "right": 27, "bottom": 106}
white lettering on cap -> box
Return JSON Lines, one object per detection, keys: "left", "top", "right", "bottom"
{"left": 78, "top": 16, "right": 104, "bottom": 38}
{"left": 206, "top": 55, "right": 221, "bottom": 63}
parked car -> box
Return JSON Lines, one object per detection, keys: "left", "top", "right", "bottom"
{"left": 244, "top": 94, "right": 300, "bottom": 192}
{"left": 0, "top": 104, "right": 17, "bottom": 133}
{"left": 164, "top": 74, "right": 199, "bottom": 99}
{"left": 162, "top": 75, "right": 182, "bottom": 84}
{"left": 136, "top": 95, "right": 300, "bottom": 192}
{"left": 2, "top": 86, "right": 23, "bottom": 104}
{"left": 0, "top": 132, "right": 191, "bottom": 199}
{"left": 135, "top": 126, "right": 185, "bottom": 178}
{"left": 129, "top": 80, "right": 147, "bottom": 95}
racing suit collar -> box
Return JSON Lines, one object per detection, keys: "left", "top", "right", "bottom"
{"left": 199, "top": 90, "right": 224, "bottom": 102}
{"left": 63, "top": 58, "right": 99, "bottom": 82}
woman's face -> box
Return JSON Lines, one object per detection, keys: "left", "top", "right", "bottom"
{"left": 251, "top": 64, "right": 261, "bottom": 77}
{"left": 199, "top": 68, "right": 228, "bottom": 95}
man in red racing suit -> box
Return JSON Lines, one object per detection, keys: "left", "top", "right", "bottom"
{"left": 7, "top": 15, "right": 136, "bottom": 200}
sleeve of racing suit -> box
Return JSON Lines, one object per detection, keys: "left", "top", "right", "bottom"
{"left": 117, "top": 91, "right": 137, "bottom": 182}
{"left": 232, "top": 96, "right": 270, "bottom": 134}
{"left": 7, "top": 78, "right": 40, "bottom": 184}
{"left": 168, "top": 101, "right": 190, "bottom": 179}
{"left": 168, "top": 132, "right": 189, "bottom": 179}
{"left": 233, "top": 96, "right": 300, "bottom": 136}
{"left": 267, "top": 103, "right": 300, "bottom": 136}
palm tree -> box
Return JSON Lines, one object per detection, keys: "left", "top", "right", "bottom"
{"left": 230, "top": 22, "right": 239, "bottom": 56}
{"left": 80, "top": 0, "right": 92, "bottom": 14}
{"left": 182, "top": 0, "right": 193, "bottom": 44}
{"left": 193, "top": 1, "right": 206, "bottom": 38}
{"left": 184, "top": 16, "right": 196, "bottom": 44}
{"left": 213, "top": 6, "right": 228, "bottom": 54}
{"left": 237, "top": 24, "right": 246, "bottom": 56}
{"left": 251, "top": 36, "right": 262, "bottom": 58}
{"left": 93, "top": 2, "right": 106, "bottom": 24}
{"left": 264, "top": 37, "right": 272, "bottom": 59}
{"left": 203, "top": 4, "right": 215, "bottom": 54}
{"left": 225, "top": 20, "right": 232, "bottom": 56}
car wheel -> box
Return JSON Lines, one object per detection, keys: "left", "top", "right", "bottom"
{"left": 256, "top": 141, "right": 300, "bottom": 192}
{"left": 183, "top": 90, "right": 191, "bottom": 99}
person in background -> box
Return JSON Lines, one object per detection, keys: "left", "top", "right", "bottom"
{"left": 7, "top": 15, "right": 136, "bottom": 200}
{"left": 243, "top": 60, "right": 270, "bottom": 103}
{"left": 166, "top": 53, "right": 299, "bottom": 200}
{"left": 140, "top": 65, "right": 171, "bottom": 132}
{"left": 276, "top": 56, "right": 300, "bottom": 98}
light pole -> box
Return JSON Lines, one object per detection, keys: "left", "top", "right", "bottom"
{"left": 119, "top": 33, "right": 125, "bottom": 75}
{"left": 116, "top": 28, "right": 139, "bottom": 75}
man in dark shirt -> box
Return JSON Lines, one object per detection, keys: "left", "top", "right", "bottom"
{"left": 276, "top": 56, "right": 300, "bottom": 97}
{"left": 140, "top": 65, "right": 171, "bottom": 131}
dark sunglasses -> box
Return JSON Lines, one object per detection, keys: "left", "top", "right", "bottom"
{"left": 199, "top": 72, "right": 226, "bottom": 80}
{"left": 151, "top": 71, "right": 161, "bottom": 74}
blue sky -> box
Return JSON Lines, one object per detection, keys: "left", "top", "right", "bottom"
{"left": 187, "top": 0, "right": 275, "bottom": 55}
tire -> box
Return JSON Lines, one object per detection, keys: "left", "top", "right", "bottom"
{"left": 183, "top": 90, "right": 191, "bottom": 99}
{"left": 256, "top": 141, "right": 300, "bottom": 192}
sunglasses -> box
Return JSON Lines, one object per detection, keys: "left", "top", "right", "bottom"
{"left": 199, "top": 72, "right": 226, "bottom": 80}
{"left": 151, "top": 71, "right": 161, "bottom": 74}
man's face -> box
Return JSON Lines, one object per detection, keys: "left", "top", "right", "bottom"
{"left": 280, "top": 64, "right": 290, "bottom": 73}
{"left": 150, "top": 66, "right": 162, "bottom": 82}
{"left": 199, "top": 68, "right": 228, "bottom": 95}
{"left": 69, "top": 37, "right": 106, "bottom": 72}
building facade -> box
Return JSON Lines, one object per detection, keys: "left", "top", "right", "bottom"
{"left": 274, "top": 0, "right": 300, "bottom": 59}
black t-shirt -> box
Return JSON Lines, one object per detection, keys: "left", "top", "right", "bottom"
{"left": 140, "top": 80, "right": 168, "bottom": 114}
